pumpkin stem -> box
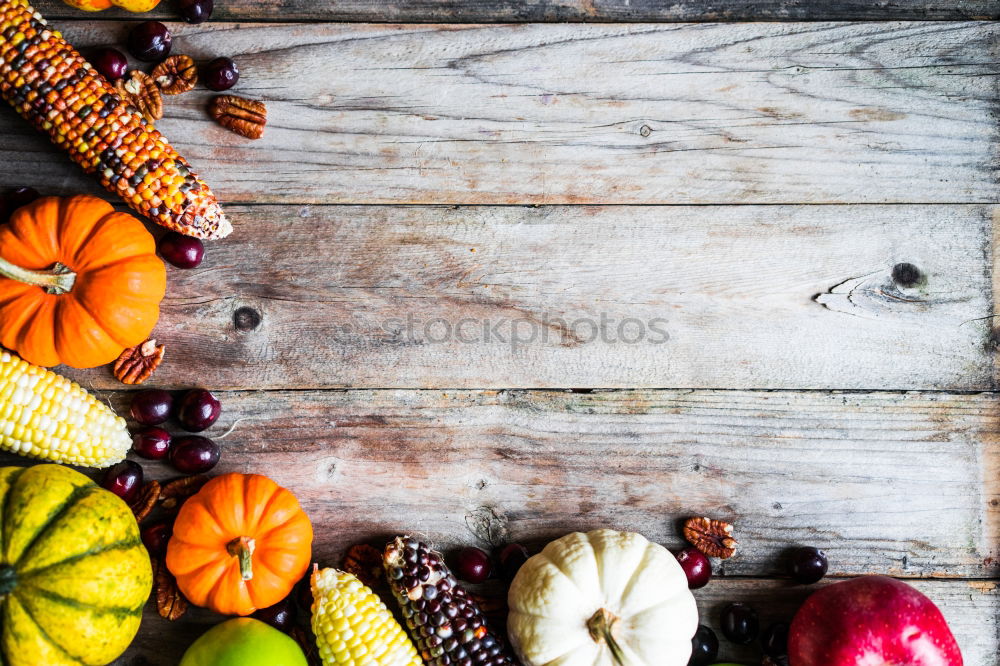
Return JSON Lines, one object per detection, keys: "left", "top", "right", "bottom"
{"left": 0, "top": 256, "right": 76, "bottom": 295}
{"left": 0, "top": 565, "right": 16, "bottom": 598}
{"left": 587, "top": 607, "right": 628, "bottom": 666}
{"left": 227, "top": 536, "right": 256, "bottom": 581}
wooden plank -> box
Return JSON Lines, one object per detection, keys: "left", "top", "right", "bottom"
{"left": 43, "top": 387, "right": 999, "bottom": 578}
{"left": 58, "top": 204, "right": 995, "bottom": 391}
{"left": 29, "top": 0, "right": 1000, "bottom": 23}
{"left": 4, "top": 21, "right": 998, "bottom": 205}
{"left": 110, "top": 578, "right": 999, "bottom": 665}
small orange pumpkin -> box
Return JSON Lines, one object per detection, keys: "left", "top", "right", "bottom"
{"left": 0, "top": 195, "right": 166, "bottom": 368}
{"left": 61, "top": 0, "right": 162, "bottom": 12}
{"left": 166, "top": 473, "right": 314, "bottom": 616}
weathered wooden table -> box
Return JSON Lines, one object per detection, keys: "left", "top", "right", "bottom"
{"left": 4, "top": 0, "right": 999, "bottom": 663}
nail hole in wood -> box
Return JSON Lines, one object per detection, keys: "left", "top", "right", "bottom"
{"left": 234, "top": 307, "right": 262, "bottom": 331}
{"left": 891, "top": 262, "right": 922, "bottom": 287}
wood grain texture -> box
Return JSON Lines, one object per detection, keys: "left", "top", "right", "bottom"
{"left": 58, "top": 204, "right": 996, "bottom": 391}
{"left": 28, "top": 0, "right": 1000, "bottom": 23}
{"left": 107, "top": 578, "right": 999, "bottom": 666}
{"left": 3, "top": 21, "right": 998, "bottom": 205}
{"left": 38, "top": 388, "right": 999, "bottom": 578}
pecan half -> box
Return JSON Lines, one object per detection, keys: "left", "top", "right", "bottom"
{"left": 209, "top": 95, "right": 267, "bottom": 139}
{"left": 129, "top": 480, "right": 161, "bottom": 523}
{"left": 159, "top": 474, "right": 209, "bottom": 510}
{"left": 115, "top": 70, "right": 162, "bottom": 123}
{"left": 683, "top": 516, "right": 738, "bottom": 559}
{"left": 113, "top": 339, "right": 165, "bottom": 385}
{"left": 340, "top": 544, "right": 384, "bottom": 590}
{"left": 152, "top": 557, "right": 188, "bottom": 621}
{"left": 152, "top": 54, "right": 197, "bottom": 95}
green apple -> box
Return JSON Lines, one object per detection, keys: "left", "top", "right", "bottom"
{"left": 180, "top": 618, "right": 308, "bottom": 666}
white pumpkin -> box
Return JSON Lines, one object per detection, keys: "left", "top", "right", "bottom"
{"left": 508, "top": 529, "right": 698, "bottom": 666}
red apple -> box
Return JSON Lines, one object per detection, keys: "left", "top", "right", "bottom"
{"left": 789, "top": 575, "right": 962, "bottom": 666}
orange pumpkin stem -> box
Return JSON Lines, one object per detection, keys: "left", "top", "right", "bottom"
{"left": 0, "top": 256, "right": 76, "bottom": 295}
{"left": 226, "top": 536, "right": 256, "bottom": 581}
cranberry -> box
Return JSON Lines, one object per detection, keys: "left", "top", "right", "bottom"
{"left": 720, "top": 602, "right": 759, "bottom": 645}
{"left": 688, "top": 624, "right": 719, "bottom": 666}
{"left": 453, "top": 547, "right": 491, "bottom": 584}
{"left": 177, "top": 389, "right": 221, "bottom": 432}
{"left": 130, "top": 389, "right": 173, "bottom": 426}
{"left": 101, "top": 460, "right": 143, "bottom": 503}
{"left": 89, "top": 47, "right": 128, "bottom": 81}
{"left": 128, "top": 21, "right": 172, "bottom": 62}
{"left": 132, "top": 427, "right": 172, "bottom": 460}
{"left": 170, "top": 435, "right": 220, "bottom": 474}
{"left": 253, "top": 597, "right": 295, "bottom": 631}
{"left": 789, "top": 546, "right": 828, "bottom": 584}
{"left": 497, "top": 543, "right": 529, "bottom": 582}
{"left": 158, "top": 232, "right": 204, "bottom": 269}
{"left": 202, "top": 57, "right": 239, "bottom": 91}
{"left": 675, "top": 547, "right": 711, "bottom": 589}
{"left": 1, "top": 186, "right": 40, "bottom": 224}
{"left": 761, "top": 621, "right": 790, "bottom": 659}
{"left": 177, "top": 0, "right": 213, "bottom": 23}
{"left": 141, "top": 521, "right": 172, "bottom": 557}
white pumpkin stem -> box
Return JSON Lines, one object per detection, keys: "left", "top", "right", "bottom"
{"left": 0, "top": 256, "right": 76, "bottom": 295}
{"left": 587, "top": 608, "right": 628, "bottom": 666}
{"left": 227, "top": 536, "right": 256, "bottom": 581}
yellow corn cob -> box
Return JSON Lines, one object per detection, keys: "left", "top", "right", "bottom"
{"left": 311, "top": 568, "right": 422, "bottom": 666}
{"left": 0, "top": 350, "right": 131, "bottom": 468}
{"left": 0, "top": 0, "right": 231, "bottom": 240}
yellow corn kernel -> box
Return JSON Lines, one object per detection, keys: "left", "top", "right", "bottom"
{"left": 311, "top": 569, "right": 421, "bottom": 666}
{"left": 0, "top": 351, "right": 130, "bottom": 468}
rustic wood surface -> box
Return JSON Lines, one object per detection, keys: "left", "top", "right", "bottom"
{"left": 58, "top": 203, "right": 996, "bottom": 391}
{"left": 1, "top": 2, "right": 998, "bottom": 664}
{"left": 4, "top": 21, "right": 999, "bottom": 205}
{"left": 28, "top": 0, "right": 1000, "bottom": 22}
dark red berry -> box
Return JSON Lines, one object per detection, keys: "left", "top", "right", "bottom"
{"left": 453, "top": 546, "right": 491, "bottom": 584}
{"left": 688, "top": 624, "right": 719, "bottom": 666}
{"left": 761, "top": 621, "right": 790, "bottom": 659}
{"left": 128, "top": 21, "right": 172, "bottom": 62}
{"left": 789, "top": 546, "right": 828, "bottom": 584}
{"left": 130, "top": 389, "right": 173, "bottom": 426}
{"left": 1, "top": 186, "right": 40, "bottom": 224}
{"left": 203, "top": 57, "right": 239, "bottom": 91}
{"left": 675, "top": 547, "right": 712, "bottom": 589}
{"left": 252, "top": 597, "right": 295, "bottom": 631}
{"left": 170, "top": 435, "right": 220, "bottom": 474}
{"left": 101, "top": 460, "right": 144, "bottom": 503}
{"left": 132, "top": 427, "right": 172, "bottom": 460}
{"left": 177, "top": 0, "right": 213, "bottom": 23}
{"left": 89, "top": 47, "right": 128, "bottom": 80}
{"left": 140, "top": 521, "right": 172, "bottom": 557}
{"left": 158, "top": 232, "right": 204, "bottom": 269}
{"left": 720, "top": 602, "right": 759, "bottom": 645}
{"left": 177, "top": 389, "right": 221, "bottom": 432}
{"left": 497, "top": 543, "right": 529, "bottom": 582}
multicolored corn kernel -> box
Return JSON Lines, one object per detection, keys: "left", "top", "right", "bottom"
{"left": 0, "top": 0, "right": 231, "bottom": 239}
{"left": 311, "top": 568, "right": 422, "bottom": 666}
{"left": 383, "top": 537, "right": 518, "bottom": 666}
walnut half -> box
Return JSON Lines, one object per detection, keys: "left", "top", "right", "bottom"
{"left": 683, "top": 516, "right": 738, "bottom": 559}
{"left": 113, "top": 339, "right": 164, "bottom": 385}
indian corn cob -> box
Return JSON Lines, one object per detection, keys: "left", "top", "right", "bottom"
{"left": 0, "top": 350, "right": 131, "bottom": 467}
{"left": 311, "top": 567, "right": 422, "bottom": 666}
{"left": 0, "top": 0, "right": 231, "bottom": 239}
{"left": 384, "top": 537, "right": 518, "bottom": 666}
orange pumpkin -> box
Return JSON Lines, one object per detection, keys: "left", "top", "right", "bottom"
{"left": 166, "top": 473, "right": 314, "bottom": 616}
{"left": 61, "top": 0, "right": 162, "bottom": 12}
{"left": 0, "top": 195, "right": 166, "bottom": 368}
